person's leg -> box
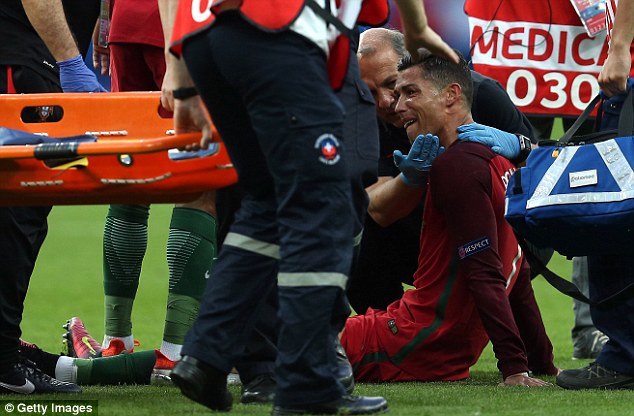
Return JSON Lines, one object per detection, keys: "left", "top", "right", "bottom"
{"left": 169, "top": 23, "right": 282, "bottom": 412}
{"left": 174, "top": 15, "right": 352, "bottom": 410}
{"left": 340, "top": 313, "right": 407, "bottom": 382}
{"left": 214, "top": 185, "right": 242, "bottom": 245}
{"left": 571, "top": 256, "right": 608, "bottom": 359}
{"left": 0, "top": 206, "right": 50, "bottom": 373}
{"left": 235, "top": 286, "right": 278, "bottom": 404}
{"left": 102, "top": 204, "right": 149, "bottom": 353}
{"left": 0, "top": 65, "right": 78, "bottom": 393}
{"left": 105, "top": 43, "right": 214, "bottom": 361}
{"left": 215, "top": 184, "right": 281, "bottom": 400}
{"left": 158, "top": 192, "right": 217, "bottom": 363}
{"left": 111, "top": 42, "right": 172, "bottom": 117}
{"left": 230, "top": 37, "right": 379, "bottom": 403}
{"left": 18, "top": 341, "right": 156, "bottom": 386}
{"left": 74, "top": 350, "right": 156, "bottom": 385}
{"left": 563, "top": 107, "right": 611, "bottom": 359}
{"left": 101, "top": 44, "right": 161, "bottom": 354}
{"left": 174, "top": 190, "right": 280, "bottom": 411}
{"left": 333, "top": 41, "right": 379, "bottom": 393}
{"left": 234, "top": 34, "right": 351, "bottom": 409}
{"left": 557, "top": 255, "right": 634, "bottom": 389}
{"left": 556, "top": 89, "right": 633, "bottom": 390}
{"left": 109, "top": 43, "right": 162, "bottom": 92}
{"left": 589, "top": 255, "right": 634, "bottom": 376}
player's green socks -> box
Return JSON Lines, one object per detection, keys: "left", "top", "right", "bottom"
{"left": 74, "top": 350, "right": 156, "bottom": 385}
{"left": 103, "top": 204, "right": 149, "bottom": 340}
{"left": 161, "top": 208, "right": 216, "bottom": 360}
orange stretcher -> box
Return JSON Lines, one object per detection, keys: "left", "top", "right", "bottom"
{"left": 0, "top": 92, "right": 237, "bottom": 206}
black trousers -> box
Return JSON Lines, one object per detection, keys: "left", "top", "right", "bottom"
{"left": 181, "top": 12, "right": 356, "bottom": 407}
{"left": 0, "top": 65, "right": 59, "bottom": 372}
{"left": 211, "top": 29, "right": 379, "bottom": 385}
{"left": 588, "top": 83, "right": 634, "bottom": 375}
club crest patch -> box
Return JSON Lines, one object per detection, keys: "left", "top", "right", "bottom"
{"left": 387, "top": 319, "right": 398, "bottom": 335}
{"left": 314, "top": 134, "right": 341, "bottom": 165}
{"left": 458, "top": 236, "right": 491, "bottom": 259}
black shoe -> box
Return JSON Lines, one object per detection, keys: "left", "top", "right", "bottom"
{"left": 556, "top": 362, "right": 634, "bottom": 389}
{"left": 335, "top": 339, "right": 355, "bottom": 394}
{"left": 0, "top": 360, "right": 80, "bottom": 394}
{"left": 170, "top": 355, "right": 232, "bottom": 411}
{"left": 572, "top": 328, "right": 608, "bottom": 360}
{"left": 271, "top": 394, "right": 388, "bottom": 415}
{"left": 18, "top": 340, "right": 60, "bottom": 379}
{"left": 240, "top": 374, "right": 276, "bottom": 404}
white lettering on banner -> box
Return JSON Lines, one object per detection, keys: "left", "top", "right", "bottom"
{"left": 504, "top": 69, "right": 600, "bottom": 111}
{"left": 541, "top": 72, "right": 567, "bottom": 108}
{"left": 506, "top": 70, "right": 536, "bottom": 107}
{"left": 468, "top": 16, "right": 608, "bottom": 115}
{"left": 191, "top": 0, "right": 212, "bottom": 23}
{"left": 571, "top": 74, "right": 600, "bottom": 108}
{"left": 468, "top": 17, "right": 606, "bottom": 72}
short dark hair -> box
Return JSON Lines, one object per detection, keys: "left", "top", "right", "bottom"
{"left": 398, "top": 48, "right": 473, "bottom": 106}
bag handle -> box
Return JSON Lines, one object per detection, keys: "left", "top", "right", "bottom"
{"left": 559, "top": 94, "right": 601, "bottom": 144}
{"left": 560, "top": 87, "right": 634, "bottom": 144}
{"left": 518, "top": 237, "right": 634, "bottom": 309}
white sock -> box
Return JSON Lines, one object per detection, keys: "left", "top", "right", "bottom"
{"left": 54, "top": 356, "right": 77, "bottom": 383}
{"left": 102, "top": 335, "right": 135, "bottom": 351}
{"left": 159, "top": 341, "right": 182, "bottom": 362}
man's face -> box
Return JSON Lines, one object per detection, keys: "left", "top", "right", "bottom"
{"left": 359, "top": 47, "right": 403, "bottom": 127}
{"left": 394, "top": 66, "right": 446, "bottom": 142}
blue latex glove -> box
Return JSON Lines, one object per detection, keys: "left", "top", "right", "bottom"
{"left": 57, "top": 55, "right": 107, "bottom": 93}
{"left": 456, "top": 122, "right": 519, "bottom": 159}
{"left": 393, "top": 134, "right": 444, "bottom": 187}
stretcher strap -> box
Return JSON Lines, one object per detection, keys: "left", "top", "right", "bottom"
{"left": 33, "top": 142, "right": 80, "bottom": 160}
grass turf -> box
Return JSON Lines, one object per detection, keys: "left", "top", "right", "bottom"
{"left": 20, "top": 205, "right": 634, "bottom": 415}
{"left": 20, "top": 120, "right": 634, "bottom": 415}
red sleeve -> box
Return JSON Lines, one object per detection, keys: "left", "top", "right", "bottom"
{"left": 508, "top": 264, "right": 558, "bottom": 375}
{"left": 429, "top": 143, "right": 529, "bottom": 378}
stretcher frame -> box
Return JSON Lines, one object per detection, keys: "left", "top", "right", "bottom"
{"left": 0, "top": 92, "right": 237, "bottom": 206}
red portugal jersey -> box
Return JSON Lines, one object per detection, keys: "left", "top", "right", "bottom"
{"left": 344, "top": 142, "right": 536, "bottom": 381}
{"left": 108, "top": 0, "right": 164, "bottom": 48}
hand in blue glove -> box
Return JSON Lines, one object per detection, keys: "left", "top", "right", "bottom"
{"left": 57, "top": 55, "right": 107, "bottom": 93}
{"left": 393, "top": 133, "right": 444, "bottom": 187}
{"left": 456, "top": 122, "right": 519, "bottom": 159}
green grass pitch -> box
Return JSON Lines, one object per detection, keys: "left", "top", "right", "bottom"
{"left": 19, "top": 121, "right": 634, "bottom": 415}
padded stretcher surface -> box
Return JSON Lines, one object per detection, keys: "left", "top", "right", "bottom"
{"left": 0, "top": 92, "right": 236, "bottom": 206}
